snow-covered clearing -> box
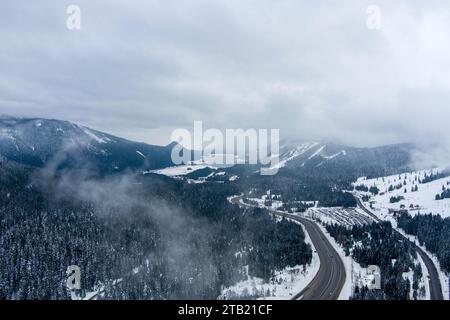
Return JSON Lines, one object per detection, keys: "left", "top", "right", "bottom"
{"left": 148, "top": 164, "right": 214, "bottom": 177}
{"left": 355, "top": 168, "right": 450, "bottom": 218}
{"left": 247, "top": 195, "right": 283, "bottom": 210}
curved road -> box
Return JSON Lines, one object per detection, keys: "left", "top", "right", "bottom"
{"left": 355, "top": 196, "right": 444, "bottom": 300}
{"left": 281, "top": 214, "right": 346, "bottom": 300}
{"left": 230, "top": 197, "right": 346, "bottom": 300}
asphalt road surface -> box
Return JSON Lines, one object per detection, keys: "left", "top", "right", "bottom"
{"left": 355, "top": 196, "right": 444, "bottom": 300}
{"left": 282, "top": 214, "right": 346, "bottom": 300}
{"left": 230, "top": 197, "right": 346, "bottom": 300}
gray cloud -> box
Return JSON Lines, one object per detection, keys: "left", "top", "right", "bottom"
{"left": 1, "top": 0, "right": 450, "bottom": 152}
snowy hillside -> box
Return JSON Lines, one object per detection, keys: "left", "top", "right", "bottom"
{"left": 276, "top": 141, "right": 415, "bottom": 180}
{"left": 354, "top": 168, "right": 450, "bottom": 218}
{"left": 276, "top": 141, "right": 347, "bottom": 169}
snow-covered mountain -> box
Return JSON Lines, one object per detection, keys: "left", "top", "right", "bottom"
{"left": 277, "top": 141, "right": 345, "bottom": 168}
{"left": 277, "top": 140, "right": 415, "bottom": 178}
{"left": 0, "top": 116, "right": 181, "bottom": 173}
{"left": 0, "top": 116, "right": 417, "bottom": 179}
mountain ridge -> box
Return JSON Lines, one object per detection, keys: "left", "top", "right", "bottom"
{"left": 0, "top": 116, "right": 417, "bottom": 178}
{"left": 0, "top": 116, "right": 182, "bottom": 173}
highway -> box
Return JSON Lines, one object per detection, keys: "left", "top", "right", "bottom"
{"left": 284, "top": 214, "right": 346, "bottom": 300}
{"left": 230, "top": 196, "right": 346, "bottom": 300}
{"left": 355, "top": 196, "right": 444, "bottom": 300}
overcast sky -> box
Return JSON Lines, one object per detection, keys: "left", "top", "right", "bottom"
{"left": 1, "top": 0, "right": 450, "bottom": 147}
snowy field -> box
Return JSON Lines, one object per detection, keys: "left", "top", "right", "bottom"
{"left": 148, "top": 153, "right": 246, "bottom": 178}
{"left": 148, "top": 164, "right": 214, "bottom": 177}
{"left": 247, "top": 195, "right": 284, "bottom": 210}
{"left": 354, "top": 168, "right": 450, "bottom": 218}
